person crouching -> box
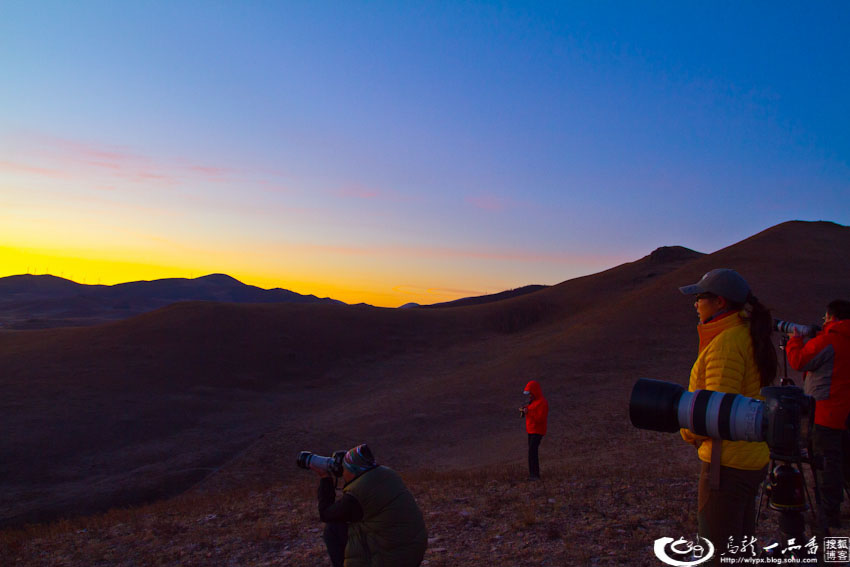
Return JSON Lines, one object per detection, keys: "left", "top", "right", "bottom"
{"left": 312, "top": 443, "right": 427, "bottom": 567}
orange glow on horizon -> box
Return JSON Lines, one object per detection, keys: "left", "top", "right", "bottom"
{"left": 0, "top": 246, "right": 491, "bottom": 307}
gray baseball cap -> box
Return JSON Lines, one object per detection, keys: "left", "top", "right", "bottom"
{"left": 679, "top": 268, "right": 751, "bottom": 304}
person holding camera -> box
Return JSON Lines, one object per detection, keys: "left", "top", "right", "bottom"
{"left": 311, "top": 443, "right": 427, "bottom": 567}
{"left": 519, "top": 380, "right": 548, "bottom": 480}
{"left": 678, "top": 269, "right": 777, "bottom": 552}
{"left": 786, "top": 299, "right": 850, "bottom": 529}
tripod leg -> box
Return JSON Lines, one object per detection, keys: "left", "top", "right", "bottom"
{"left": 805, "top": 455, "right": 830, "bottom": 537}
{"left": 756, "top": 459, "right": 774, "bottom": 527}
{"left": 843, "top": 428, "right": 850, "bottom": 513}
{"left": 777, "top": 511, "right": 806, "bottom": 552}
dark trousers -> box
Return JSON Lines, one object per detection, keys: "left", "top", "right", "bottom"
{"left": 322, "top": 522, "right": 347, "bottom": 567}
{"left": 528, "top": 433, "right": 543, "bottom": 478}
{"left": 813, "top": 424, "right": 848, "bottom": 524}
{"left": 697, "top": 462, "right": 766, "bottom": 562}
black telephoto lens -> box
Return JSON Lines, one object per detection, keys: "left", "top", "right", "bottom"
{"left": 629, "top": 378, "right": 685, "bottom": 433}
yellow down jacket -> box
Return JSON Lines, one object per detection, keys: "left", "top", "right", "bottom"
{"left": 680, "top": 311, "right": 770, "bottom": 471}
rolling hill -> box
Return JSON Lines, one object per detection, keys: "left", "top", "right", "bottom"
{"left": 0, "top": 273, "right": 343, "bottom": 329}
{"left": 1, "top": 219, "right": 848, "bottom": 534}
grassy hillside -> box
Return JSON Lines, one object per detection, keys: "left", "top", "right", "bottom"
{"left": 2, "top": 220, "right": 849, "bottom": 564}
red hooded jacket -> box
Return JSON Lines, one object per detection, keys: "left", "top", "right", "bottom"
{"left": 787, "top": 319, "right": 850, "bottom": 429}
{"left": 523, "top": 380, "right": 549, "bottom": 435}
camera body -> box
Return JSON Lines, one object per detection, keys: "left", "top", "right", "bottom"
{"left": 760, "top": 386, "right": 811, "bottom": 458}
{"left": 297, "top": 450, "right": 347, "bottom": 477}
{"left": 629, "top": 378, "right": 812, "bottom": 457}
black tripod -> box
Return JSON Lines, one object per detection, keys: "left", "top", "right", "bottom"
{"left": 758, "top": 441, "right": 822, "bottom": 555}
{"left": 755, "top": 337, "right": 826, "bottom": 560}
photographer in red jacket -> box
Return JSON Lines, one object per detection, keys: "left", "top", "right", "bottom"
{"left": 786, "top": 299, "right": 850, "bottom": 528}
{"left": 520, "top": 380, "right": 549, "bottom": 480}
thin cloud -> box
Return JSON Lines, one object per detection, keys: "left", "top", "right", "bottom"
{"left": 334, "top": 183, "right": 423, "bottom": 204}
{"left": 51, "top": 138, "right": 134, "bottom": 164}
{"left": 9, "top": 132, "right": 178, "bottom": 185}
{"left": 337, "top": 184, "right": 382, "bottom": 199}
{"left": 284, "top": 241, "right": 627, "bottom": 266}
{"left": 9, "top": 131, "right": 233, "bottom": 187}
{"left": 255, "top": 180, "right": 297, "bottom": 196}
{"left": 0, "top": 160, "right": 69, "bottom": 179}
{"left": 392, "top": 285, "right": 486, "bottom": 297}
{"left": 186, "top": 164, "right": 230, "bottom": 177}
{"left": 466, "top": 194, "right": 508, "bottom": 212}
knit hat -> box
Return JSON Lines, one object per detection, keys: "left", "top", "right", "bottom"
{"left": 343, "top": 444, "right": 377, "bottom": 477}
{"left": 679, "top": 268, "right": 751, "bottom": 304}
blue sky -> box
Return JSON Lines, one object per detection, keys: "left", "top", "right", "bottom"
{"left": 1, "top": 1, "right": 848, "bottom": 305}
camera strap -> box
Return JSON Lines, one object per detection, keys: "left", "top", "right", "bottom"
{"left": 710, "top": 440, "right": 722, "bottom": 490}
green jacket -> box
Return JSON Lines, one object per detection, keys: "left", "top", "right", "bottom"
{"left": 343, "top": 466, "right": 427, "bottom": 567}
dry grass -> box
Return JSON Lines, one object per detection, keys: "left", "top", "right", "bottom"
{"left": 0, "top": 425, "right": 704, "bottom": 567}
{"left": 3, "top": 421, "right": 846, "bottom": 566}
{"left": 2, "top": 374, "right": 840, "bottom": 566}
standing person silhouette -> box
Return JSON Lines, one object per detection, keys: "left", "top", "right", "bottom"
{"left": 786, "top": 299, "right": 850, "bottom": 529}
{"left": 520, "top": 380, "right": 548, "bottom": 480}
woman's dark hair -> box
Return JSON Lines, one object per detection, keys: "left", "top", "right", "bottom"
{"left": 729, "top": 293, "right": 777, "bottom": 387}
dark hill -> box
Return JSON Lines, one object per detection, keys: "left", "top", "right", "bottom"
{"left": 421, "top": 284, "right": 549, "bottom": 309}
{"left": 0, "top": 273, "right": 343, "bottom": 329}
{"left": 0, "top": 274, "right": 91, "bottom": 295}
{"left": 0, "top": 220, "right": 847, "bottom": 529}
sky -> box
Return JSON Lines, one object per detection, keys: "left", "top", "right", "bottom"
{"left": 1, "top": 2, "right": 848, "bottom": 307}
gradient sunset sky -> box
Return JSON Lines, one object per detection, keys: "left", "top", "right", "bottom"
{"left": 2, "top": 2, "right": 848, "bottom": 307}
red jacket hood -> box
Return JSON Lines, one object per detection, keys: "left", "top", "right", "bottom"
{"left": 524, "top": 380, "right": 544, "bottom": 400}
{"left": 523, "top": 380, "right": 548, "bottom": 435}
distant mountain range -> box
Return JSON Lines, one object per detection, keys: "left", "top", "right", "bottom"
{"left": 0, "top": 273, "right": 344, "bottom": 329}
{"left": 0, "top": 273, "right": 583, "bottom": 329}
